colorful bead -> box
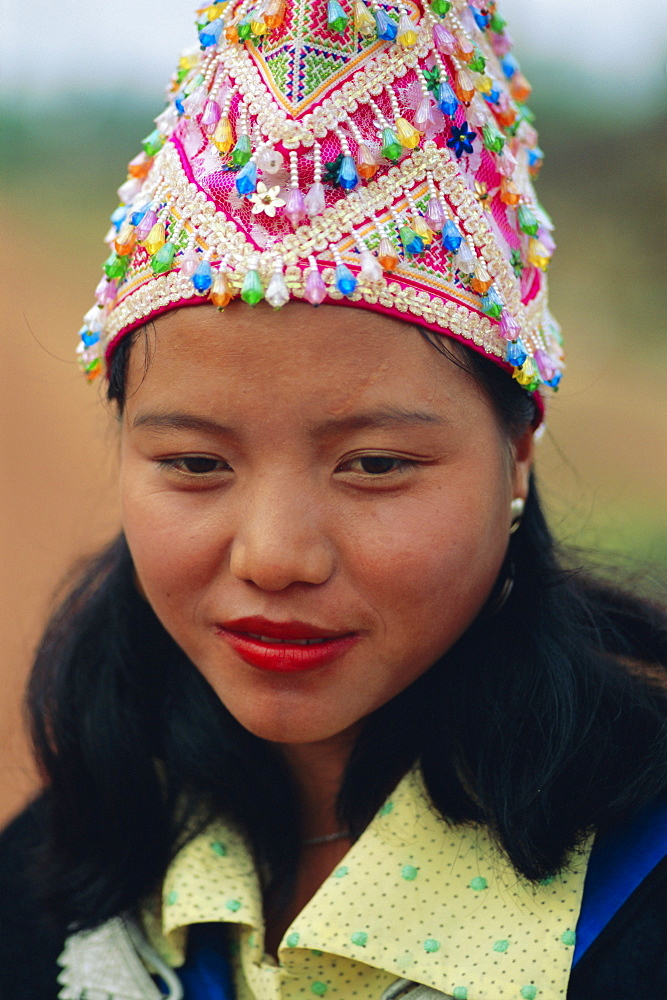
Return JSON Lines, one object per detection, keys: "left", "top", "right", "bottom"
{"left": 266, "top": 270, "right": 290, "bottom": 308}
{"left": 510, "top": 72, "right": 532, "bottom": 103}
{"left": 528, "top": 238, "right": 550, "bottom": 270}
{"left": 506, "top": 338, "right": 528, "bottom": 367}
{"left": 201, "top": 99, "right": 222, "bottom": 134}
{"left": 470, "top": 260, "right": 493, "bottom": 295}
{"left": 381, "top": 127, "right": 403, "bottom": 162}
{"left": 442, "top": 219, "right": 462, "bottom": 252}
{"left": 482, "top": 123, "right": 505, "bottom": 154}
{"left": 499, "top": 177, "right": 521, "bottom": 206}
{"left": 397, "top": 13, "right": 418, "bottom": 47}
{"left": 305, "top": 181, "right": 326, "bottom": 217}
{"left": 264, "top": 0, "right": 286, "bottom": 29}
{"left": 454, "top": 69, "right": 475, "bottom": 104}
{"left": 327, "top": 0, "right": 349, "bottom": 33}
{"left": 127, "top": 153, "right": 152, "bottom": 180}
{"left": 241, "top": 268, "right": 264, "bottom": 305}
{"left": 377, "top": 238, "right": 399, "bottom": 271}
{"left": 395, "top": 117, "right": 421, "bottom": 149}
{"left": 414, "top": 96, "right": 437, "bottom": 130}
{"left": 208, "top": 270, "right": 232, "bottom": 309}
{"left": 199, "top": 17, "right": 224, "bottom": 47}
{"left": 481, "top": 285, "right": 503, "bottom": 319}
{"left": 151, "top": 242, "right": 177, "bottom": 275}
{"left": 430, "top": 0, "right": 451, "bottom": 16}
{"left": 235, "top": 160, "right": 258, "bottom": 195}
{"left": 432, "top": 23, "right": 457, "bottom": 55}
{"left": 337, "top": 155, "right": 360, "bottom": 189}
{"left": 437, "top": 81, "right": 458, "bottom": 116}
{"left": 305, "top": 266, "right": 327, "bottom": 305}
{"left": 285, "top": 188, "right": 307, "bottom": 225}
{"left": 359, "top": 250, "right": 383, "bottom": 282}
{"left": 104, "top": 252, "right": 130, "bottom": 281}
{"left": 517, "top": 204, "right": 539, "bottom": 236}
{"left": 373, "top": 9, "right": 397, "bottom": 41}
{"left": 356, "top": 143, "right": 379, "bottom": 179}
{"left": 231, "top": 134, "right": 252, "bottom": 167}
{"left": 142, "top": 129, "right": 166, "bottom": 157}
{"left": 144, "top": 222, "right": 166, "bottom": 256}
{"left": 399, "top": 225, "right": 424, "bottom": 255}
{"left": 425, "top": 197, "right": 445, "bottom": 232}
{"left": 352, "top": 0, "right": 375, "bottom": 36}
{"left": 179, "top": 248, "right": 201, "bottom": 277}
{"left": 335, "top": 263, "right": 357, "bottom": 295}
{"left": 212, "top": 116, "right": 234, "bottom": 152}
{"left": 192, "top": 259, "right": 214, "bottom": 292}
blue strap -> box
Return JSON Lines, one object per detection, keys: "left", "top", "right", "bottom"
{"left": 573, "top": 796, "right": 667, "bottom": 965}
{"left": 175, "top": 923, "right": 236, "bottom": 1000}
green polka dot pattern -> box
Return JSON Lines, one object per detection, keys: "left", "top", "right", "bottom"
{"left": 141, "top": 768, "right": 592, "bottom": 999}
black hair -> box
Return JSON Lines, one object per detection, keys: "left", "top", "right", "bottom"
{"left": 27, "top": 326, "right": 667, "bottom": 929}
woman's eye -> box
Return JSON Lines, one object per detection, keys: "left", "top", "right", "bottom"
{"left": 341, "top": 455, "right": 414, "bottom": 476}
{"left": 159, "top": 456, "right": 229, "bottom": 476}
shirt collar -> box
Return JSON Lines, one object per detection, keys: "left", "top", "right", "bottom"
{"left": 145, "top": 768, "right": 591, "bottom": 999}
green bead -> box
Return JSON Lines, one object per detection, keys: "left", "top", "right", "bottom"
{"left": 517, "top": 204, "right": 539, "bottom": 236}
{"left": 184, "top": 73, "right": 204, "bottom": 96}
{"left": 142, "top": 128, "right": 166, "bottom": 157}
{"left": 237, "top": 19, "right": 253, "bottom": 40}
{"left": 327, "top": 0, "right": 349, "bottom": 32}
{"left": 381, "top": 128, "right": 402, "bottom": 162}
{"left": 430, "top": 0, "right": 451, "bottom": 15}
{"left": 104, "top": 252, "right": 129, "bottom": 281}
{"left": 241, "top": 269, "right": 264, "bottom": 305}
{"left": 469, "top": 48, "right": 486, "bottom": 74}
{"left": 482, "top": 123, "right": 505, "bottom": 153}
{"left": 490, "top": 13, "right": 506, "bottom": 32}
{"left": 232, "top": 134, "right": 252, "bottom": 167}
{"left": 151, "top": 242, "right": 177, "bottom": 274}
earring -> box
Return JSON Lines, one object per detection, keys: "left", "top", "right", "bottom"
{"left": 509, "top": 497, "right": 525, "bottom": 534}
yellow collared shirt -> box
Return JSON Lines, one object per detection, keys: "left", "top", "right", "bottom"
{"left": 142, "top": 769, "right": 591, "bottom": 1000}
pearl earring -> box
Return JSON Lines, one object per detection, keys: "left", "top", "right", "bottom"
{"left": 509, "top": 497, "right": 525, "bottom": 534}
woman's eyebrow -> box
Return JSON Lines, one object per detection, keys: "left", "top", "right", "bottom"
{"left": 131, "top": 412, "right": 236, "bottom": 436}
{"left": 311, "top": 407, "right": 447, "bottom": 436}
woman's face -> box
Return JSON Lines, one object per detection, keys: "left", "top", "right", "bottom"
{"left": 120, "top": 303, "right": 532, "bottom": 748}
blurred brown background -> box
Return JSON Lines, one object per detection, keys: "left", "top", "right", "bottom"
{"left": 1, "top": 12, "right": 665, "bottom": 828}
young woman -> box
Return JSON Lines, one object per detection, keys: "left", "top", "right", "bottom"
{"left": 1, "top": 2, "right": 666, "bottom": 999}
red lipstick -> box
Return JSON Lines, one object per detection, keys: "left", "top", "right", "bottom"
{"left": 217, "top": 616, "right": 360, "bottom": 672}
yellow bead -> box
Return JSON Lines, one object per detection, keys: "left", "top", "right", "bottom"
{"left": 528, "top": 239, "right": 550, "bottom": 270}
{"left": 411, "top": 216, "right": 433, "bottom": 244}
{"left": 251, "top": 18, "right": 268, "bottom": 35}
{"left": 395, "top": 117, "right": 421, "bottom": 149}
{"left": 212, "top": 116, "right": 234, "bottom": 153}
{"left": 477, "top": 75, "right": 493, "bottom": 95}
{"left": 144, "top": 222, "right": 166, "bottom": 256}
{"left": 352, "top": 0, "right": 376, "bottom": 35}
{"left": 397, "top": 14, "right": 418, "bottom": 47}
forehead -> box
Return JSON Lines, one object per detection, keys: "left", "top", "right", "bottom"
{"left": 124, "top": 302, "right": 494, "bottom": 428}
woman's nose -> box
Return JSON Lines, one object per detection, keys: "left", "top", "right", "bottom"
{"left": 228, "top": 478, "right": 335, "bottom": 591}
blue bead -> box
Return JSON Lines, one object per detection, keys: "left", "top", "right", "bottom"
{"left": 470, "top": 6, "right": 490, "bottom": 29}
{"left": 437, "top": 82, "right": 458, "bottom": 117}
{"left": 527, "top": 147, "right": 544, "bottom": 167}
{"left": 192, "top": 260, "right": 213, "bottom": 293}
{"left": 548, "top": 372, "right": 562, "bottom": 389}
{"left": 484, "top": 86, "right": 501, "bottom": 104}
{"left": 199, "top": 18, "right": 223, "bottom": 47}
{"left": 501, "top": 54, "right": 519, "bottom": 80}
{"left": 506, "top": 339, "right": 527, "bottom": 367}
{"left": 175, "top": 94, "right": 186, "bottom": 114}
{"left": 442, "top": 219, "right": 462, "bottom": 253}
{"left": 235, "top": 161, "right": 258, "bottom": 195}
{"left": 404, "top": 235, "right": 424, "bottom": 255}
{"left": 82, "top": 332, "right": 101, "bottom": 347}
{"left": 129, "top": 203, "right": 150, "bottom": 226}
{"left": 374, "top": 9, "right": 397, "bottom": 40}
{"left": 111, "top": 205, "right": 128, "bottom": 230}
{"left": 335, "top": 264, "right": 357, "bottom": 296}
{"left": 337, "top": 155, "right": 359, "bottom": 190}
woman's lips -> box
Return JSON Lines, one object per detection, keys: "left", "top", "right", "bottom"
{"left": 216, "top": 617, "right": 360, "bottom": 672}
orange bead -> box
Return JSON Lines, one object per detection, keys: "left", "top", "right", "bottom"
{"left": 128, "top": 152, "right": 152, "bottom": 180}
{"left": 454, "top": 70, "right": 475, "bottom": 104}
{"left": 510, "top": 72, "right": 532, "bottom": 103}
{"left": 114, "top": 223, "right": 137, "bottom": 256}
{"left": 499, "top": 177, "right": 521, "bottom": 207}
{"left": 495, "top": 105, "right": 517, "bottom": 128}
{"left": 210, "top": 271, "right": 233, "bottom": 309}
{"left": 225, "top": 24, "right": 239, "bottom": 42}
{"left": 356, "top": 143, "right": 379, "bottom": 179}
{"left": 456, "top": 36, "right": 475, "bottom": 62}
{"left": 264, "top": 0, "right": 286, "bottom": 28}
{"left": 377, "top": 237, "right": 399, "bottom": 272}
{"left": 470, "top": 261, "right": 493, "bottom": 295}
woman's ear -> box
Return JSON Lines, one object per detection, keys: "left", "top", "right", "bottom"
{"left": 512, "top": 425, "right": 534, "bottom": 501}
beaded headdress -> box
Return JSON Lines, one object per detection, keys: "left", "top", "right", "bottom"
{"left": 77, "top": 0, "right": 563, "bottom": 407}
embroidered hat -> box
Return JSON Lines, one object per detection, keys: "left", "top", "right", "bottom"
{"left": 77, "top": 0, "right": 563, "bottom": 408}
